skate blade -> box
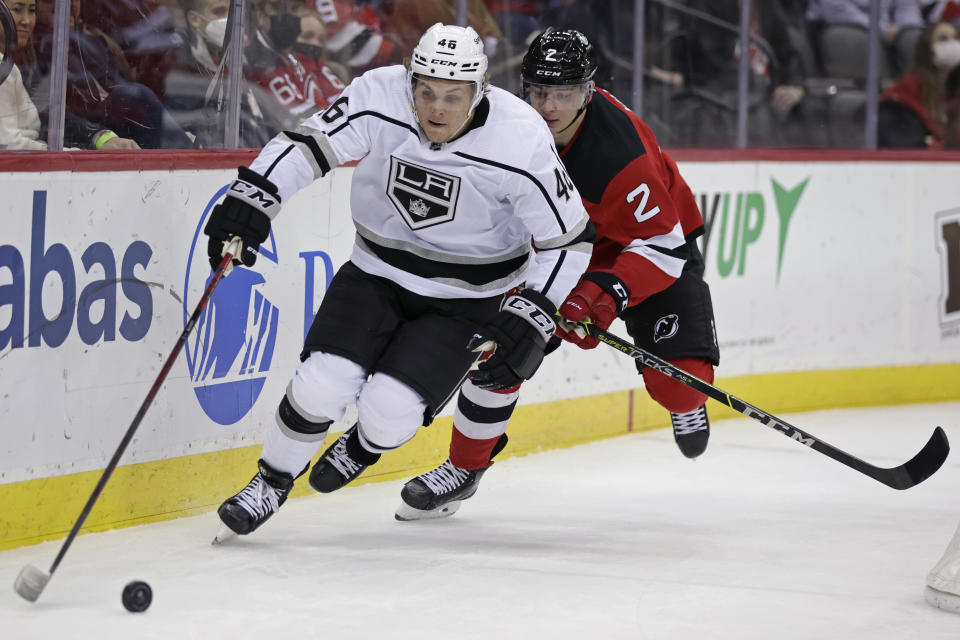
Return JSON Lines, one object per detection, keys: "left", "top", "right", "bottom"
{"left": 211, "top": 523, "right": 238, "bottom": 545}
{"left": 925, "top": 585, "right": 960, "bottom": 614}
{"left": 394, "top": 500, "right": 462, "bottom": 522}
{"left": 14, "top": 564, "right": 51, "bottom": 602}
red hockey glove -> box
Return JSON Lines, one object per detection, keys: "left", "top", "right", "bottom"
{"left": 556, "top": 273, "right": 630, "bottom": 349}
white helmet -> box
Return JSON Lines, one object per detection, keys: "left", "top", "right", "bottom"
{"left": 409, "top": 23, "right": 488, "bottom": 111}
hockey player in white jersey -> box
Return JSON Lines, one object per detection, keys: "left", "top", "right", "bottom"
{"left": 206, "top": 23, "right": 595, "bottom": 538}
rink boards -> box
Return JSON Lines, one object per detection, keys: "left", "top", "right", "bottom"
{"left": 1, "top": 152, "right": 958, "bottom": 550}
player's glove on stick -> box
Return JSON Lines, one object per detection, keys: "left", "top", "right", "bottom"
{"left": 469, "top": 289, "right": 557, "bottom": 390}
{"left": 556, "top": 273, "right": 630, "bottom": 349}
{"left": 203, "top": 166, "right": 279, "bottom": 271}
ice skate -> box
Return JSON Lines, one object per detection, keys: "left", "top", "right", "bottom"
{"left": 925, "top": 522, "right": 960, "bottom": 613}
{"left": 309, "top": 424, "right": 381, "bottom": 493}
{"left": 211, "top": 523, "right": 238, "bottom": 545}
{"left": 672, "top": 405, "right": 710, "bottom": 459}
{"left": 395, "top": 459, "right": 488, "bottom": 521}
{"left": 217, "top": 459, "right": 295, "bottom": 536}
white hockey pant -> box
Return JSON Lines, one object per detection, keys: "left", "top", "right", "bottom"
{"left": 262, "top": 351, "right": 426, "bottom": 476}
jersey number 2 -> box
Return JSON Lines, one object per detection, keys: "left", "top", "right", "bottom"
{"left": 626, "top": 183, "right": 661, "bottom": 223}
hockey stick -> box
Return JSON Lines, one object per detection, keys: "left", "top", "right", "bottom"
{"left": 570, "top": 321, "right": 950, "bottom": 491}
{"left": 13, "top": 239, "right": 244, "bottom": 603}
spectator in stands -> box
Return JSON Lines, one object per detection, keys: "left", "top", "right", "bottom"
{"left": 0, "top": 60, "right": 47, "bottom": 149}
{"left": 244, "top": 0, "right": 345, "bottom": 126}
{"left": 922, "top": 1, "right": 960, "bottom": 28}
{"left": 687, "top": 0, "right": 806, "bottom": 118}
{"left": 33, "top": 0, "right": 191, "bottom": 148}
{"left": 164, "top": 0, "right": 275, "bottom": 148}
{"left": 807, "top": 0, "right": 925, "bottom": 73}
{"left": 1, "top": 9, "right": 47, "bottom": 149}
{"left": 383, "top": 0, "right": 504, "bottom": 60}
{"left": 6, "top": 0, "right": 140, "bottom": 149}
{"left": 667, "top": 0, "right": 808, "bottom": 146}
{"left": 808, "top": 0, "right": 924, "bottom": 40}
{"left": 879, "top": 20, "right": 960, "bottom": 147}
{"left": 295, "top": 6, "right": 351, "bottom": 89}
{"left": 482, "top": 0, "right": 547, "bottom": 46}
{"left": 308, "top": 0, "right": 399, "bottom": 76}
{"left": 296, "top": 5, "right": 328, "bottom": 58}
{"left": 79, "top": 0, "right": 184, "bottom": 102}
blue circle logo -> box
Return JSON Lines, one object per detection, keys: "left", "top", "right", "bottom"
{"left": 183, "top": 186, "right": 280, "bottom": 425}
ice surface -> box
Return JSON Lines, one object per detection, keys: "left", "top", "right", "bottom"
{"left": 3, "top": 403, "right": 960, "bottom": 639}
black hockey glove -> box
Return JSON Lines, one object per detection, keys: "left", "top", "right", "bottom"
{"left": 203, "top": 166, "right": 279, "bottom": 271}
{"left": 469, "top": 289, "right": 557, "bottom": 391}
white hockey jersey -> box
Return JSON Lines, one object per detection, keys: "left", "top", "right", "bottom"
{"left": 249, "top": 65, "right": 593, "bottom": 307}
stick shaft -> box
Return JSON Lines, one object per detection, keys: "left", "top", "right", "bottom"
{"left": 47, "top": 253, "right": 234, "bottom": 575}
{"left": 584, "top": 323, "right": 948, "bottom": 489}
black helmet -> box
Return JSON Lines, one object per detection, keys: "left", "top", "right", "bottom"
{"left": 521, "top": 28, "right": 597, "bottom": 86}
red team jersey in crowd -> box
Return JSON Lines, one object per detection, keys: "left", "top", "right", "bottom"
{"left": 246, "top": 43, "right": 347, "bottom": 118}
{"left": 558, "top": 87, "right": 704, "bottom": 307}
{"left": 309, "top": 0, "right": 397, "bottom": 71}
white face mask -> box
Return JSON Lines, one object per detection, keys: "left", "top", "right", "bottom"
{"left": 203, "top": 18, "right": 228, "bottom": 48}
{"left": 932, "top": 38, "right": 960, "bottom": 70}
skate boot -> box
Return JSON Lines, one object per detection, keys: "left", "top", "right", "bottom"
{"left": 671, "top": 405, "right": 710, "bottom": 459}
{"left": 217, "top": 459, "right": 295, "bottom": 536}
{"left": 309, "top": 424, "right": 381, "bottom": 493}
{"left": 395, "top": 459, "right": 488, "bottom": 521}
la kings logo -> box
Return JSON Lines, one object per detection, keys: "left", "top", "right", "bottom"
{"left": 387, "top": 157, "right": 460, "bottom": 230}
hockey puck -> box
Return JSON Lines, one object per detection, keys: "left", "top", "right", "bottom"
{"left": 122, "top": 580, "right": 152, "bottom": 612}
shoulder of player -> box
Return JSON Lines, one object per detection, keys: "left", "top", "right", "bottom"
{"left": 586, "top": 88, "right": 654, "bottom": 151}
{"left": 346, "top": 64, "right": 408, "bottom": 99}
{"left": 337, "top": 65, "right": 416, "bottom": 124}
{"left": 470, "top": 87, "right": 554, "bottom": 156}
{"left": 565, "top": 91, "right": 665, "bottom": 204}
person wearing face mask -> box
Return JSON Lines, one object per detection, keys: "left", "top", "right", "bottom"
{"left": 245, "top": 0, "right": 345, "bottom": 124}
{"left": 293, "top": 7, "right": 347, "bottom": 106}
{"left": 880, "top": 20, "right": 960, "bottom": 148}
{"left": 163, "top": 0, "right": 272, "bottom": 147}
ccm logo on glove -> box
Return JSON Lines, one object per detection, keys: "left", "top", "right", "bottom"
{"left": 503, "top": 295, "right": 556, "bottom": 341}
{"left": 228, "top": 179, "right": 280, "bottom": 217}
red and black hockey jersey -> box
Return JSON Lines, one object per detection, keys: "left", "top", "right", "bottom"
{"left": 558, "top": 87, "right": 704, "bottom": 307}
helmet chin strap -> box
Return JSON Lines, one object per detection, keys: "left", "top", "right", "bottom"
{"left": 444, "top": 108, "right": 477, "bottom": 141}
{"left": 555, "top": 84, "right": 594, "bottom": 136}
{"left": 556, "top": 105, "right": 587, "bottom": 135}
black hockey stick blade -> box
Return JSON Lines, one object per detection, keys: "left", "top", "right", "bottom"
{"left": 893, "top": 426, "right": 950, "bottom": 490}
{"left": 13, "top": 240, "right": 241, "bottom": 603}
{"left": 575, "top": 321, "right": 950, "bottom": 490}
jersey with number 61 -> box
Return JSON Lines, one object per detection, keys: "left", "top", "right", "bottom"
{"left": 558, "top": 87, "right": 705, "bottom": 307}
{"left": 249, "top": 65, "right": 594, "bottom": 308}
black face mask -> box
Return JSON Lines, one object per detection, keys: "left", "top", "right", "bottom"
{"left": 293, "top": 42, "right": 324, "bottom": 63}
{"left": 268, "top": 13, "right": 301, "bottom": 51}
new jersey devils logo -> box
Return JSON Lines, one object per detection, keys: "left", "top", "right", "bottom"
{"left": 654, "top": 314, "right": 679, "bottom": 343}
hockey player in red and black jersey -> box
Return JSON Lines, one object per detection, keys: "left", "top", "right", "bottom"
{"left": 395, "top": 28, "right": 720, "bottom": 522}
